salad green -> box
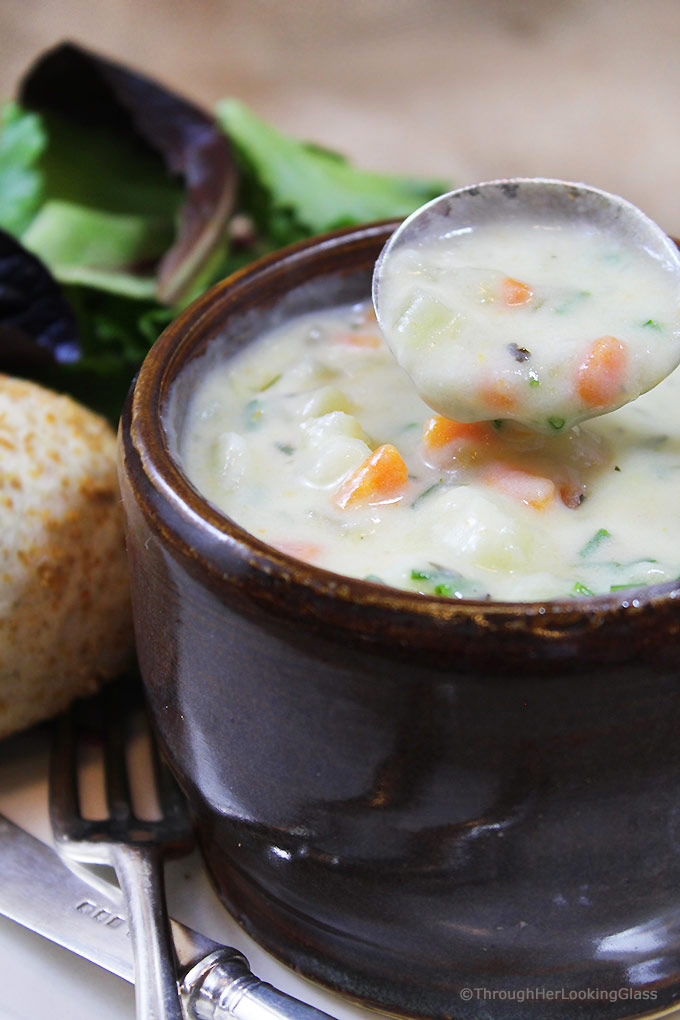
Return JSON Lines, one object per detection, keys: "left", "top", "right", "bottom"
{"left": 0, "top": 102, "right": 47, "bottom": 235}
{"left": 0, "top": 42, "right": 448, "bottom": 420}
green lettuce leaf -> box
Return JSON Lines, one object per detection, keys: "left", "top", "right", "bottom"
{"left": 19, "top": 42, "right": 237, "bottom": 304}
{"left": 41, "top": 285, "right": 175, "bottom": 422}
{"left": 21, "top": 200, "right": 172, "bottom": 297}
{"left": 216, "top": 99, "right": 449, "bottom": 240}
{"left": 36, "top": 112, "right": 181, "bottom": 219}
{"left": 0, "top": 102, "right": 47, "bottom": 234}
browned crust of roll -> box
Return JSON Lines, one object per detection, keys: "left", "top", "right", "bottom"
{"left": 0, "top": 375, "right": 133, "bottom": 739}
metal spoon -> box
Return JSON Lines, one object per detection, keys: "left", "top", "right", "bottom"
{"left": 372, "top": 178, "right": 680, "bottom": 433}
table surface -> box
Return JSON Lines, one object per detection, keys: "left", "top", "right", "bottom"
{"left": 2, "top": 0, "right": 680, "bottom": 235}
{"left": 3, "top": 2, "right": 680, "bottom": 1017}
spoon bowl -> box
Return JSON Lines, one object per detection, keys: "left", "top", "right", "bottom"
{"left": 373, "top": 178, "right": 680, "bottom": 433}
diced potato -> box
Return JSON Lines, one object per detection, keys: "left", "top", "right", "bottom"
{"left": 282, "top": 355, "right": 337, "bottom": 390}
{"left": 300, "top": 410, "right": 367, "bottom": 447}
{"left": 427, "top": 487, "right": 542, "bottom": 572}
{"left": 212, "top": 431, "right": 248, "bottom": 490}
{"left": 395, "top": 290, "right": 462, "bottom": 350}
{"left": 300, "top": 385, "right": 355, "bottom": 418}
{"left": 304, "top": 437, "right": 372, "bottom": 488}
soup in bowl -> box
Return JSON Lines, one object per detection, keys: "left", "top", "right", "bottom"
{"left": 118, "top": 220, "right": 680, "bottom": 1020}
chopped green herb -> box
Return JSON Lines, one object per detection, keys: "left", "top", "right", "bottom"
{"left": 573, "top": 582, "right": 595, "bottom": 596}
{"left": 410, "top": 562, "right": 487, "bottom": 599}
{"left": 554, "top": 290, "right": 590, "bottom": 315}
{"left": 579, "top": 527, "right": 611, "bottom": 558}
{"left": 528, "top": 370, "right": 540, "bottom": 387}
{"left": 492, "top": 419, "right": 504, "bottom": 430}
{"left": 642, "top": 435, "right": 668, "bottom": 449}
{"left": 614, "top": 465, "right": 621, "bottom": 472}
{"left": 259, "top": 373, "right": 281, "bottom": 391}
{"left": 411, "top": 568, "right": 433, "bottom": 581}
{"left": 245, "top": 398, "right": 263, "bottom": 428}
{"left": 610, "top": 583, "right": 638, "bottom": 592}
{"left": 410, "top": 481, "right": 444, "bottom": 509}
{"left": 642, "top": 319, "right": 662, "bottom": 330}
{"left": 547, "top": 416, "right": 565, "bottom": 431}
{"left": 275, "top": 442, "right": 294, "bottom": 455}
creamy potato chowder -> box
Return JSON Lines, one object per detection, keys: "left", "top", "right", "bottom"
{"left": 376, "top": 220, "right": 680, "bottom": 434}
{"left": 178, "top": 301, "right": 680, "bottom": 602}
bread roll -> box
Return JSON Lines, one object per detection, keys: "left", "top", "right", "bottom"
{"left": 0, "top": 375, "right": 133, "bottom": 739}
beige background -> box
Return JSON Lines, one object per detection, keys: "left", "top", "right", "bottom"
{"left": 2, "top": 0, "right": 680, "bottom": 231}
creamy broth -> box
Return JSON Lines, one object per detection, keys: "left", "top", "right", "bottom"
{"left": 178, "top": 301, "right": 680, "bottom": 602}
{"left": 377, "top": 220, "right": 680, "bottom": 433}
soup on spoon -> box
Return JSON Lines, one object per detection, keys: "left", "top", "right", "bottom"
{"left": 373, "top": 179, "right": 680, "bottom": 434}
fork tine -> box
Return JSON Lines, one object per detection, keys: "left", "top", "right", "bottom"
{"left": 49, "top": 678, "right": 191, "bottom": 1020}
{"left": 49, "top": 705, "right": 82, "bottom": 844}
{"left": 50, "top": 677, "right": 193, "bottom": 854}
{"left": 102, "top": 684, "right": 133, "bottom": 824}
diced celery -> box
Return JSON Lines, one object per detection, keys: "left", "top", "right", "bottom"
{"left": 395, "top": 291, "right": 461, "bottom": 349}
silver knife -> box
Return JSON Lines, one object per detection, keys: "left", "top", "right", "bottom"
{"left": 0, "top": 814, "right": 336, "bottom": 1020}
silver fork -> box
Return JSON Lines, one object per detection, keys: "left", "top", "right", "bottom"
{"left": 49, "top": 678, "right": 191, "bottom": 1020}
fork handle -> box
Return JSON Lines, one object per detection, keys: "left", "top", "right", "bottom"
{"left": 113, "top": 843, "right": 184, "bottom": 1020}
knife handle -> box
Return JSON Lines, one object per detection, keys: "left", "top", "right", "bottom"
{"left": 181, "top": 947, "right": 338, "bottom": 1020}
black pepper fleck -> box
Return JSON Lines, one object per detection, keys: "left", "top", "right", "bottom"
{"left": 508, "top": 342, "right": 531, "bottom": 362}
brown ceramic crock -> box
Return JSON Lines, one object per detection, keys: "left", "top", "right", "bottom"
{"left": 118, "top": 222, "right": 680, "bottom": 1020}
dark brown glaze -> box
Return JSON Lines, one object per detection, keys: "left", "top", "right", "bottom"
{"left": 119, "top": 222, "right": 680, "bottom": 1020}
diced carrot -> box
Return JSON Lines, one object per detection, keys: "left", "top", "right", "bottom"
{"left": 334, "top": 443, "right": 408, "bottom": 509}
{"left": 478, "top": 379, "right": 519, "bottom": 413}
{"left": 421, "top": 415, "right": 492, "bottom": 468}
{"left": 273, "top": 540, "right": 323, "bottom": 563}
{"left": 332, "top": 331, "right": 383, "bottom": 349}
{"left": 558, "top": 480, "right": 586, "bottom": 509}
{"left": 481, "top": 463, "right": 555, "bottom": 510}
{"left": 500, "top": 277, "right": 534, "bottom": 307}
{"left": 422, "top": 415, "right": 490, "bottom": 450}
{"left": 576, "top": 336, "right": 628, "bottom": 408}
